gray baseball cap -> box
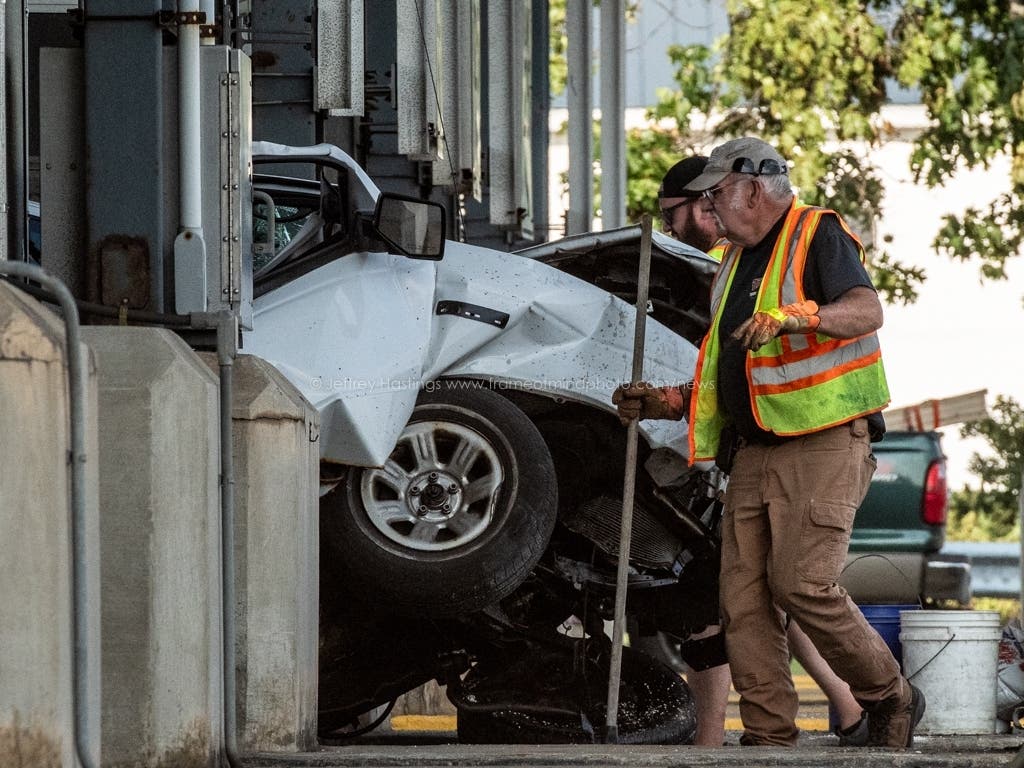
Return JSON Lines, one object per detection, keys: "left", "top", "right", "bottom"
{"left": 682, "top": 137, "right": 788, "bottom": 192}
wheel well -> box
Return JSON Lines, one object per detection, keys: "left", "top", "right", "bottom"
{"left": 486, "top": 386, "right": 641, "bottom": 515}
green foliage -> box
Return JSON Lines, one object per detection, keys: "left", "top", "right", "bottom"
{"left": 549, "top": 0, "right": 568, "bottom": 98}
{"left": 891, "top": 0, "right": 1024, "bottom": 281}
{"left": 971, "top": 597, "right": 1020, "bottom": 624}
{"left": 624, "top": 125, "right": 683, "bottom": 222}
{"left": 947, "top": 396, "right": 1024, "bottom": 537}
{"left": 647, "top": 44, "right": 720, "bottom": 128}
{"left": 869, "top": 250, "right": 926, "bottom": 305}
{"left": 945, "top": 504, "right": 1019, "bottom": 542}
{"left": 720, "top": 0, "right": 889, "bottom": 176}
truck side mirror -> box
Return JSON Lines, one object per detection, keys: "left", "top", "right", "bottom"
{"left": 372, "top": 193, "right": 445, "bottom": 260}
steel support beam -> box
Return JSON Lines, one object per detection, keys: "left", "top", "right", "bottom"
{"left": 599, "top": 0, "right": 624, "bottom": 230}
{"left": 565, "top": 0, "right": 591, "bottom": 236}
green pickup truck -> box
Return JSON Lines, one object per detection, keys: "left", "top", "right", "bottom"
{"left": 839, "top": 430, "right": 971, "bottom": 605}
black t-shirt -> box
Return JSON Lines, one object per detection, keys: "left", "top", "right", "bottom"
{"left": 716, "top": 210, "right": 886, "bottom": 443}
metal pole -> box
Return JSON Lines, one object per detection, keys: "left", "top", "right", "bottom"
{"left": 4, "top": 0, "right": 27, "bottom": 261}
{"left": 565, "top": 0, "right": 592, "bottom": 235}
{"left": 217, "top": 311, "right": 243, "bottom": 768}
{"left": 604, "top": 214, "right": 653, "bottom": 743}
{"left": 0, "top": 0, "right": 8, "bottom": 259}
{"left": 598, "top": 0, "right": 625, "bottom": 230}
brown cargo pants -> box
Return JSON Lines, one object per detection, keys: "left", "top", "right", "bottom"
{"left": 719, "top": 418, "right": 904, "bottom": 746}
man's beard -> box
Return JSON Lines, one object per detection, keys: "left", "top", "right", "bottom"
{"left": 676, "top": 222, "right": 717, "bottom": 253}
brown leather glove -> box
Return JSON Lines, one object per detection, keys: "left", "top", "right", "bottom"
{"left": 731, "top": 300, "right": 820, "bottom": 351}
{"left": 612, "top": 382, "right": 689, "bottom": 426}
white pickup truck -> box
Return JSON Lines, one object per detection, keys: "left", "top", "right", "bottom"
{"left": 243, "top": 142, "right": 724, "bottom": 743}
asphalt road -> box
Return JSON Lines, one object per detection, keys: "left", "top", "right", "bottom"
{"left": 242, "top": 733, "right": 1023, "bottom": 768}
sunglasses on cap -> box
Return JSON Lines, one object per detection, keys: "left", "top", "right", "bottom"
{"left": 730, "top": 157, "right": 787, "bottom": 175}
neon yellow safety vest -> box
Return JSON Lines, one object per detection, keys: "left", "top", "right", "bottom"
{"left": 687, "top": 200, "right": 890, "bottom": 464}
{"left": 706, "top": 238, "right": 728, "bottom": 262}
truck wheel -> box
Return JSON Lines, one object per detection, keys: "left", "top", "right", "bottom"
{"left": 321, "top": 381, "right": 557, "bottom": 616}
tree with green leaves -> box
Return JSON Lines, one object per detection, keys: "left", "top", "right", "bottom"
{"left": 948, "top": 396, "right": 1024, "bottom": 538}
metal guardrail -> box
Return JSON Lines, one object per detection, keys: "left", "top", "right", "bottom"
{"left": 936, "top": 541, "right": 1022, "bottom": 599}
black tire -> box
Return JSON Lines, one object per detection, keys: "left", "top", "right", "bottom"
{"left": 455, "top": 645, "right": 696, "bottom": 745}
{"left": 321, "top": 381, "right": 558, "bottom": 616}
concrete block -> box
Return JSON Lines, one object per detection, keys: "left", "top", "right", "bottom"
{"left": 200, "top": 353, "right": 319, "bottom": 752}
{"left": 0, "top": 282, "right": 101, "bottom": 768}
{"left": 81, "top": 326, "right": 221, "bottom": 768}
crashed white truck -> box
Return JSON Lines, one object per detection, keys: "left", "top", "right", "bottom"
{"left": 242, "top": 142, "right": 724, "bottom": 744}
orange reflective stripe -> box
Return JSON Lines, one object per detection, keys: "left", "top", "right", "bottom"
{"left": 750, "top": 333, "right": 879, "bottom": 370}
{"left": 750, "top": 337, "right": 881, "bottom": 389}
{"left": 778, "top": 208, "right": 821, "bottom": 305}
{"left": 750, "top": 348, "right": 883, "bottom": 395}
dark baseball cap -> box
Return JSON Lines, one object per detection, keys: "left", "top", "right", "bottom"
{"left": 682, "top": 137, "right": 788, "bottom": 192}
{"left": 658, "top": 156, "right": 708, "bottom": 199}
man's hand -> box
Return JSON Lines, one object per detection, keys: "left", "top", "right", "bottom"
{"left": 612, "top": 382, "right": 689, "bottom": 425}
{"left": 730, "top": 300, "right": 820, "bottom": 351}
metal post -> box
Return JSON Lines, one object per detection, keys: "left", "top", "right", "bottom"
{"left": 531, "top": 0, "right": 549, "bottom": 243}
{"left": 217, "top": 311, "right": 243, "bottom": 768}
{"left": 598, "top": 0, "right": 625, "bottom": 230}
{"left": 565, "top": 0, "right": 592, "bottom": 235}
{"left": 605, "top": 215, "right": 653, "bottom": 742}
{"left": 4, "top": 0, "right": 26, "bottom": 261}
{"left": 0, "top": 0, "right": 8, "bottom": 260}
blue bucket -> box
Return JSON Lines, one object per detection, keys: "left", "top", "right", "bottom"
{"left": 826, "top": 603, "right": 920, "bottom": 731}
{"left": 860, "top": 603, "right": 920, "bottom": 667}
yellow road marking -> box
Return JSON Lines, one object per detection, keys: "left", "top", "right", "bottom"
{"left": 725, "top": 718, "right": 830, "bottom": 732}
{"left": 390, "top": 714, "right": 832, "bottom": 734}
{"left": 391, "top": 715, "right": 457, "bottom": 731}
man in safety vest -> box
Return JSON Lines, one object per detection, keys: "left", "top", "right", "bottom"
{"left": 615, "top": 138, "right": 924, "bottom": 749}
{"left": 643, "top": 152, "right": 872, "bottom": 747}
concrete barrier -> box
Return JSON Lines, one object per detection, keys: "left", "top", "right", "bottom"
{"left": 201, "top": 353, "right": 319, "bottom": 752}
{"left": 81, "top": 326, "right": 221, "bottom": 767}
{"left": 0, "top": 283, "right": 100, "bottom": 767}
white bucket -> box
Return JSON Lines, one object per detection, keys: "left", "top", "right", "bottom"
{"left": 900, "top": 609, "right": 1003, "bottom": 734}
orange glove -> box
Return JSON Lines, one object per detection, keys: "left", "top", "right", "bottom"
{"left": 731, "top": 300, "right": 820, "bottom": 351}
{"left": 612, "top": 382, "right": 689, "bottom": 425}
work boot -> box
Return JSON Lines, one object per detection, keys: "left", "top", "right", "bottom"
{"left": 834, "top": 711, "right": 869, "bottom": 747}
{"left": 866, "top": 682, "right": 926, "bottom": 748}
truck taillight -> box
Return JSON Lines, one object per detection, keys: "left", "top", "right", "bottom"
{"left": 922, "top": 459, "right": 948, "bottom": 526}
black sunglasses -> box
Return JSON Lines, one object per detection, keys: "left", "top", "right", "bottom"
{"left": 659, "top": 197, "right": 698, "bottom": 225}
{"left": 731, "top": 157, "right": 788, "bottom": 176}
